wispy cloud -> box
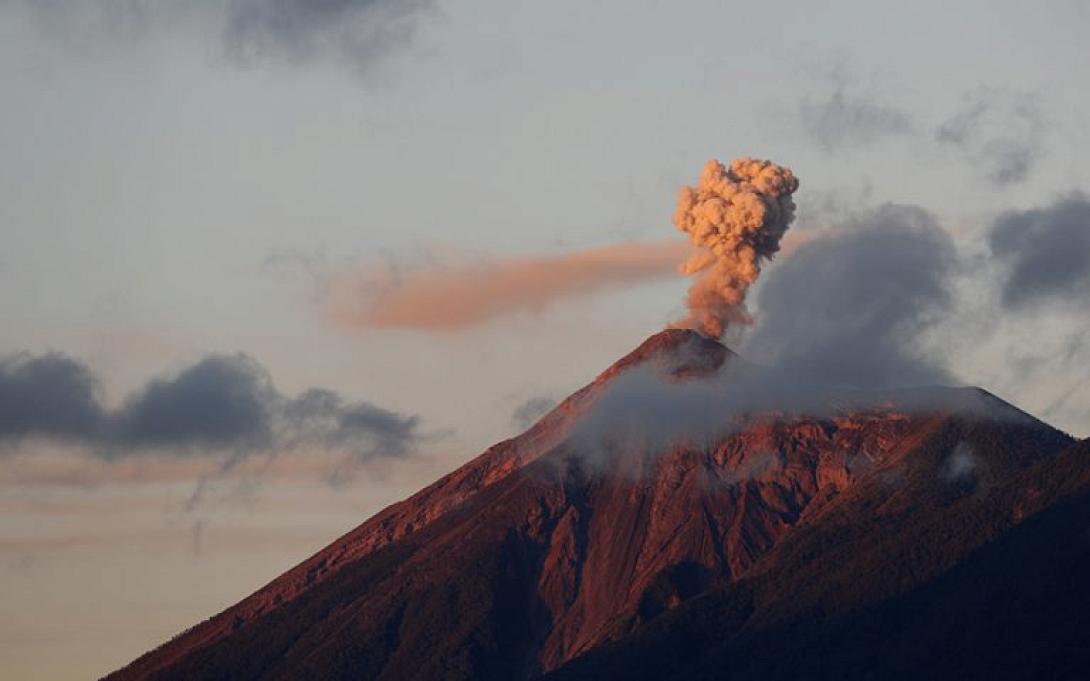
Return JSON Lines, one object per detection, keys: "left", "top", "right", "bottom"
{"left": 797, "top": 60, "right": 913, "bottom": 151}
{"left": 936, "top": 88, "right": 1045, "bottom": 185}
{"left": 510, "top": 396, "right": 556, "bottom": 431}
{"left": 8, "top": 0, "right": 435, "bottom": 74}
{"left": 222, "top": 0, "right": 434, "bottom": 73}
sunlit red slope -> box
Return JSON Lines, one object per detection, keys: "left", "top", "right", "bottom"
{"left": 107, "top": 330, "right": 1079, "bottom": 681}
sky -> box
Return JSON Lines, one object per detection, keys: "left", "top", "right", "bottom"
{"left": 1, "top": 1, "right": 1088, "bottom": 678}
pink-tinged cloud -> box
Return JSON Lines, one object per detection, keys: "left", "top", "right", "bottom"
{"left": 325, "top": 240, "right": 692, "bottom": 331}
{"left": 325, "top": 233, "right": 819, "bottom": 332}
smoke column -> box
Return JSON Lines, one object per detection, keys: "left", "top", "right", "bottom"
{"left": 672, "top": 158, "right": 800, "bottom": 337}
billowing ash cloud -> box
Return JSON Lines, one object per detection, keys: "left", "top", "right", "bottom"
{"left": 0, "top": 352, "right": 420, "bottom": 462}
{"left": 672, "top": 158, "right": 800, "bottom": 338}
{"left": 989, "top": 194, "right": 1090, "bottom": 308}
{"left": 936, "top": 88, "right": 1044, "bottom": 185}
{"left": 743, "top": 204, "right": 955, "bottom": 389}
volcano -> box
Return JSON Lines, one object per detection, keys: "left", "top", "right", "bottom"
{"left": 108, "top": 330, "right": 1090, "bottom": 680}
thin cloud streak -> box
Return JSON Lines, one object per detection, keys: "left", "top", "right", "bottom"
{"left": 326, "top": 240, "right": 692, "bottom": 331}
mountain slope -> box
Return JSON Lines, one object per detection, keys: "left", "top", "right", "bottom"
{"left": 548, "top": 437, "right": 1090, "bottom": 680}
{"left": 108, "top": 330, "right": 1078, "bottom": 681}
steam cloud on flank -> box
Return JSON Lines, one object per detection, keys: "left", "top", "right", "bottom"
{"left": 0, "top": 352, "right": 420, "bottom": 463}
{"left": 672, "top": 158, "right": 800, "bottom": 338}
{"left": 328, "top": 240, "right": 689, "bottom": 331}
{"left": 566, "top": 202, "right": 997, "bottom": 460}
{"left": 989, "top": 193, "right": 1090, "bottom": 308}
{"left": 569, "top": 346, "right": 1011, "bottom": 468}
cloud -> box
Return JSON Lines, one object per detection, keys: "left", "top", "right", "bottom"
{"left": 742, "top": 204, "right": 956, "bottom": 389}
{"left": 115, "top": 355, "right": 275, "bottom": 450}
{"left": 283, "top": 388, "right": 419, "bottom": 459}
{"left": 222, "top": 0, "right": 433, "bottom": 72}
{"left": 798, "top": 63, "right": 912, "bottom": 151}
{"left": 0, "top": 354, "right": 105, "bottom": 441}
{"left": 510, "top": 396, "right": 556, "bottom": 431}
{"left": 566, "top": 347, "right": 1006, "bottom": 471}
{"left": 936, "top": 88, "right": 1044, "bottom": 185}
{"left": 325, "top": 240, "right": 691, "bottom": 331}
{"left": 989, "top": 193, "right": 1090, "bottom": 308}
{"left": 9, "top": 0, "right": 433, "bottom": 74}
{"left": 940, "top": 443, "right": 977, "bottom": 483}
{"left": 0, "top": 352, "right": 422, "bottom": 463}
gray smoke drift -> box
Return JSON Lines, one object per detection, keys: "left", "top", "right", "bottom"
{"left": 798, "top": 62, "right": 913, "bottom": 151}
{"left": 989, "top": 193, "right": 1090, "bottom": 308}
{"left": 936, "top": 88, "right": 1044, "bottom": 185}
{"left": 743, "top": 204, "right": 956, "bottom": 389}
{"left": 567, "top": 203, "right": 993, "bottom": 464}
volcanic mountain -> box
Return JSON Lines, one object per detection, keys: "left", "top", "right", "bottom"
{"left": 108, "top": 330, "right": 1090, "bottom": 680}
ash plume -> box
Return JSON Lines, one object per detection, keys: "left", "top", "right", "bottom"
{"left": 671, "top": 158, "right": 800, "bottom": 338}
{"left": 327, "top": 240, "right": 689, "bottom": 331}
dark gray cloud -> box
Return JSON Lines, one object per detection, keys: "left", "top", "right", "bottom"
{"left": 10, "top": 0, "right": 433, "bottom": 73}
{"left": 510, "top": 396, "right": 556, "bottom": 431}
{"left": 0, "top": 353, "right": 105, "bottom": 441}
{"left": 743, "top": 204, "right": 956, "bottom": 389}
{"left": 283, "top": 388, "right": 419, "bottom": 459}
{"left": 798, "top": 65, "right": 912, "bottom": 151}
{"left": 115, "top": 355, "right": 275, "bottom": 449}
{"left": 936, "top": 89, "right": 1044, "bottom": 185}
{"left": 0, "top": 352, "right": 422, "bottom": 462}
{"left": 989, "top": 193, "right": 1090, "bottom": 308}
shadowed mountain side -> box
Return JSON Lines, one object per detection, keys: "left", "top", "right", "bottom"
{"left": 547, "top": 438, "right": 1090, "bottom": 680}
{"left": 106, "top": 330, "right": 1076, "bottom": 681}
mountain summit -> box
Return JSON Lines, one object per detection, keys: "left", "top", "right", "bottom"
{"left": 108, "top": 331, "right": 1089, "bottom": 681}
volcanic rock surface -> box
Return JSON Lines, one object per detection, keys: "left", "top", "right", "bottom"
{"left": 107, "top": 330, "right": 1087, "bottom": 681}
